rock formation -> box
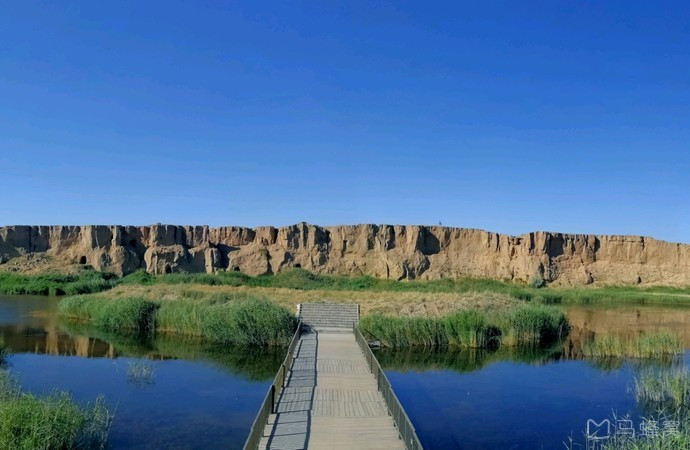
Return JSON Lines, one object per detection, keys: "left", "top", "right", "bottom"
{"left": 0, "top": 223, "right": 689, "bottom": 286}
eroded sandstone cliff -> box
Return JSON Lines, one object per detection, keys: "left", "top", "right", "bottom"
{"left": 0, "top": 223, "right": 688, "bottom": 286}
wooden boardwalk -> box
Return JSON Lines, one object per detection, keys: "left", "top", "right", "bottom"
{"left": 258, "top": 329, "right": 406, "bottom": 450}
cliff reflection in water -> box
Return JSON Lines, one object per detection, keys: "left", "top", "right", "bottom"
{"left": 0, "top": 295, "right": 282, "bottom": 381}
{"left": 562, "top": 303, "right": 690, "bottom": 359}
{"left": 0, "top": 323, "right": 116, "bottom": 358}
{"left": 377, "top": 304, "right": 690, "bottom": 374}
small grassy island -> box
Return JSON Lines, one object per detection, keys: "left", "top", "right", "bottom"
{"left": 2, "top": 267, "right": 689, "bottom": 354}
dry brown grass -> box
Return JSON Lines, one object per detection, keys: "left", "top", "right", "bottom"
{"left": 0, "top": 254, "right": 84, "bottom": 275}
{"left": 96, "top": 283, "right": 520, "bottom": 317}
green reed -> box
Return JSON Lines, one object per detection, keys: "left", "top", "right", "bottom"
{"left": 359, "top": 304, "right": 567, "bottom": 349}
{"left": 0, "top": 371, "right": 112, "bottom": 450}
{"left": 634, "top": 369, "right": 690, "bottom": 411}
{"left": 582, "top": 332, "right": 683, "bottom": 358}
{"left": 58, "top": 293, "right": 298, "bottom": 347}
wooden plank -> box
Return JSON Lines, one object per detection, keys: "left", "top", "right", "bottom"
{"left": 259, "top": 329, "right": 406, "bottom": 450}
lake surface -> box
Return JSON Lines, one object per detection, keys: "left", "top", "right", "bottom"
{"left": 3, "top": 296, "right": 689, "bottom": 449}
{"left": 0, "top": 295, "right": 281, "bottom": 449}
{"left": 379, "top": 303, "right": 690, "bottom": 449}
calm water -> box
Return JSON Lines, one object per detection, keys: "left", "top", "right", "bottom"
{"left": 0, "top": 295, "right": 281, "bottom": 449}
{"left": 3, "top": 296, "right": 690, "bottom": 449}
{"left": 379, "top": 304, "right": 690, "bottom": 450}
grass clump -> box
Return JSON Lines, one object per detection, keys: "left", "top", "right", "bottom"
{"left": 127, "top": 360, "right": 156, "bottom": 386}
{"left": 583, "top": 332, "right": 683, "bottom": 359}
{"left": 58, "top": 296, "right": 157, "bottom": 333}
{"left": 200, "top": 297, "right": 298, "bottom": 346}
{"left": 0, "top": 270, "right": 117, "bottom": 296}
{"left": 634, "top": 369, "right": 690, "bottom": 411}
{"left": 443, "top": 309, "right": 492, "bottom": 347}
{"left": 359, "top": 310, "right": 495, "bottom": 348}
{"left": 495, "top": 304, "right": 569, "bottom": 346}
{"left": 359, "top": 315, "right": 448, "bottom": 348}
{"left": 154, "top": 294, "right": 299, "bottom": 346}
{"left": 58, "top": 293, "right": 298, "bottom": 347}
{"left": 0, "top": 371, "right": 112, "bottom": 450}
{"left": 359, "top": 304, "right": 567, "bottom": 349}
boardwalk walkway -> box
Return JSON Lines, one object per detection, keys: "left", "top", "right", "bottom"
{"left": 257, "top": 328, "right": 405, "bottom": 450}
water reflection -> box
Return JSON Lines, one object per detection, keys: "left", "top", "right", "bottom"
{"left": 563, "top": 303, "right": 690, "bottom": 359}
{"left": 0, "top": 295, "right": 282, "bottom": 381}
{"left": 376, "top": 344, "right": 562, "bottom": 373}
{"left": 0, "top": 294, "right": 282, "bottom": 449}
{"left": 376, "top": 303, "right": 690, "bottom": 375}
{"left": 378, "top": 303, "right": 690, "bottom": 449}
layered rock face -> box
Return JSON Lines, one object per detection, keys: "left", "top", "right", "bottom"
{"left": 0, "top": 223, "right": 688, "bottom": 286}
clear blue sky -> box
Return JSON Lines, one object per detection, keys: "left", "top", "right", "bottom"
{"left": 1, "top": 1, "right": 689, "bottom": 242}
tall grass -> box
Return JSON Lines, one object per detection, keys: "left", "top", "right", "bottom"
{"left": 582, "top": 332, "right": 683, "bottom": 358}
{"left": 200, "top": 298, "right": 298, "bottom": 346}
{"left": 0, "top": 270, "right": 117, "bottom": 296}
{"left": 58, "top": 296, "right": 157, "bottom": 333}
{"left": 494, "top": 304, "right": 569, "bottom": 346}
{"left": 359, "top": 304, "right": 567, "bottom": 349}
{"left": 360, "top": 315, "right": 448, "bottom": 348}
{"left": 58, "top": 294, "right": 298, "bottom": 347}
{"left": 0, "top": 371, "right": 112, "bottom": 450}
{"left": 155, "top": 295, "right": 298, "bottom": 346}
{"left": 634, "top": 369, "right": 690, "bottom": 410}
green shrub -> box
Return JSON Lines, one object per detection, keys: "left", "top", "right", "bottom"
{"left": 0, "top": 371, "right": 111, "bottom": 450}
{"left": 119, "top": 269, "right": 154, "bottom": 285}
{"left": 530, "top": 272, "right": 546, "bottom": 289}
{"left": 0, "top": 270, "right": 116, "bottom": 296}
